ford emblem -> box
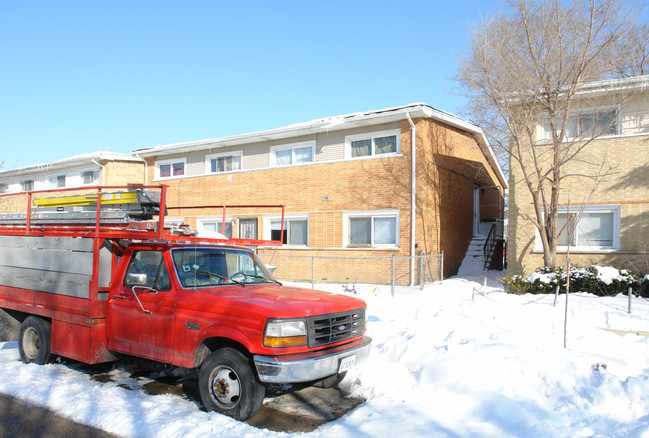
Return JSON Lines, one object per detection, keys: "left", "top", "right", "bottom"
{"left": 338, "top": 325, "right": 346, "bottom": 331}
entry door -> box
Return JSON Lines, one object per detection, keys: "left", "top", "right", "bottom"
{"left": 239, "top": 218, "right": 258, "bottom": 240}
{"left": 473, "top": 186, "right": 480, "bottom": 236}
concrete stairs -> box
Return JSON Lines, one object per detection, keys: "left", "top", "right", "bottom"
{"left": 457, "top": 235, "right": 487, "bottom": 276}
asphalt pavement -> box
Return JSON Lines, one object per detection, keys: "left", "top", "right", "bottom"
{"left": 0, "top": 394, "right": 116, "bottom": 438}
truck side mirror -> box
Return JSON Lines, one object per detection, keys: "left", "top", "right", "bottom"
{"left": 126, "top": 273, "right": 148, "bottom": 287}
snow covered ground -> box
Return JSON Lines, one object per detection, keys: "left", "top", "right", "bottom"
{"left": 1, "top": 262, "right": 649, "bottom": 437}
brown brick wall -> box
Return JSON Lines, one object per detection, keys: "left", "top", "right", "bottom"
{"left": 509, "top": 133, "right": 649, "bottom": 275}
{"left": 102, "top": 160, "right": 145, "bottom": 186}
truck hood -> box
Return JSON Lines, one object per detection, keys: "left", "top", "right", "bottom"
{"left": 190, "top": 284, "right": 366, "bottom": 318}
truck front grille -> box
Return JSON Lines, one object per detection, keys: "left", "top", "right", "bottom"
{"left": 306, "top": 308, "right": 366, "bottom": 348}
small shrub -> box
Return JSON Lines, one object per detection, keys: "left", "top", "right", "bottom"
{"left": 503, "top": 265, "right": 644, "bottom": 296}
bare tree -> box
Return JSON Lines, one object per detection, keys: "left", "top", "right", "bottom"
{"left": 455, "top": 0, "right": 647, "bottom": 269}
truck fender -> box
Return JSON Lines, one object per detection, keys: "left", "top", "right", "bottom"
{"left": 192, "top": 327, "right": 257, "bottom": 368}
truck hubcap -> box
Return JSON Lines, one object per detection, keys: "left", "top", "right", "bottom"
{"left": 22, "top": 327, "right": 40, "bottom": 360}
{"left": 210, "top": 367, "right": 241, "bottom": 408}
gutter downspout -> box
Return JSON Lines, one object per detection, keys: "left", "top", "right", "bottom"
{"left": 406, "top": 113, "right": 416, "bottom": 286}
{"left": 91, "top": 159, "right": 106, "bottom": 186}
{"left": 135, "top": 154, "right": 147, "bottom": 185}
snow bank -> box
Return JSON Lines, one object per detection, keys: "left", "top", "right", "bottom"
{"left": 1, "top": 270, "right": 649, "bottom": 437}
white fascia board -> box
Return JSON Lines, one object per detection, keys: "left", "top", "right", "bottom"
{"left": 133, "top": 104, "right": 434, "bottom": 158}
{"left": 0, "top": 151, "right": 143, "bottom": 178}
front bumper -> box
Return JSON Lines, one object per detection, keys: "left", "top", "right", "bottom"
{"left": 253, "top": 336, "right": 372, "bottom": 384}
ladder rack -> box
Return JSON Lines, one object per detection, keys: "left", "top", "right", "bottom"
{"left": 0, "top": 185, "right": 285, "bottom": 247}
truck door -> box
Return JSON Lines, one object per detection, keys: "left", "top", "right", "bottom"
{"left": 108, "top": 250, "right": 177, "bottom": 363}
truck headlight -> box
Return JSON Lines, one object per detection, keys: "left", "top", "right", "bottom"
{"left": 264, "top": 319, "right": 307, "bottom": 347}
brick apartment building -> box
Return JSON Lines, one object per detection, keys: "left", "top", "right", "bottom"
{"left": 134, "top": 103, "right": 507, "bottom": 283}
{"left": 0, "top": 104, "right": 506, "bottom": 284}
{"left": 0, "top": 152, "right": 145, "bottom": 213}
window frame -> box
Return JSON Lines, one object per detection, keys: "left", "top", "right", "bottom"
{"left": 50, "top": 174, "right": 66, "bottom": 188}
{"left": 537, "top": 106, "right": 621, "bottom": 143}
{"left": 343, "top": 210, "right": 400, "bottom": 248}
{"left": 155, "top": 158, "right": 187, "bottom": 180}
{"left": 205, "top": 151, "right": 243, "bottom": 174}
{"left": 197, "top": 217, "right": 235, "bottom": 238}
{"left": 269, "top": 141, "right": 316, "bottom": 167}
{"left": 81, "top": 169, "right": 100, "bottom": 185}
{"left": 534, "top": 204, "right": 621, "bottom": 252}
{"left": 344, "top": 129, "right": 401, "bottom": 160}
{"left": 21, "top": 180, "right": 34, "bottom": 192}
{"left": 264, "top": 214, "right": 309, "bottom": 247}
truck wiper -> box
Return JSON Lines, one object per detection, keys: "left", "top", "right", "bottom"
{"left": 194, "top": 270, "right": 244, "bottom": 287}
{"left": 243, "top": 274, "right": 282, "bottom": 286}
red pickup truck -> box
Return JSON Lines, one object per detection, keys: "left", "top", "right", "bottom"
{"left": 0, "top": 186, "right": 371, "bottom": 421}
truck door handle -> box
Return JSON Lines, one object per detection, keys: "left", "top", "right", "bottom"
{"left": 113, "top": 295, "right": 126, "bottom": 299}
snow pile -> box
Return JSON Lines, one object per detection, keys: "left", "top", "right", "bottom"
{"left": 1, "top": 268, "right": 649, "bottom": 437}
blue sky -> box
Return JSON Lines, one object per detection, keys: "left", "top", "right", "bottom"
{"left": 0, "top": 0, "right": 507, "bottom": 169}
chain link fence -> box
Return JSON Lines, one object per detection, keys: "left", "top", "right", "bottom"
{"left": 258, "top": 252, "right": 443, "bottom": 296}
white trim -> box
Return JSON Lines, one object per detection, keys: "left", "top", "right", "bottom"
{"left": 344, "top": 129, "right": 401, "bottom": 160}
{"left": 155, "top": 157, "right": 187, "bottom": 180}
{"left": 343, "top": 210, "right": 400, "bottom": 248}
{"left": 534, "top": 204, "right": 621, "bottom": 252}
{"left": 269, "top": 141, "right": 315, "bottom": 167}
{"left": 263, "top": 213, "right": 309, "bottom": 247}
{"left": 205, "top": 150, "right": 243, "bottom": 174}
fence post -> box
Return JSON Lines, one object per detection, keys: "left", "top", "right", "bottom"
{"left": 391, "top": 256, "right": 395, "bottom": 297}
{"left": 440, "top": 250, "right": 444, "bottom": 284}
{"left": 628, "top": 287, "right": 632, "bottom": 314}
{"left": 311, "top": 256, "right": 315, "bottom": 289}
{"left": 553, "top": 285, "right": 559, "bottom": 307}
{"left": 419, "top": 254, "right": 424, "bottom": 290}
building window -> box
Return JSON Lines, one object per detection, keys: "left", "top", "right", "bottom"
{"left": 537, "top": 205, "right": 620, "bottom": 251}
{"left": 538, "top": 108, "right": 619, "bottom": 142}
{"left": 206, "top": 151, "right": 242, "bottom": 174}
{"left": 0, "top": 183, "right": 7, "bottom": 194}
{"left": 345, "top": 130, "right": 400, "bottom": 159}
{"left": 21, "top": 180, "right": 34, "bottom": 192}
{"left": 156, "top": 159, "right": 186, "bottom": 179}
{"left": 266, "top": 216, "right": 308, "bottom": 246}
{"left": 82, "top": 170, "right": 99, "bottom": 185}
{"left": 345, "top": 211, "right": 399, "bottom": 247}
{"left": 270, "top": 141, "right": 315, "bottom": 167}
{"left": 198, "top": 219, "right": 234, "bottom": 238}
{"left": 51, "top": 175, "right": 66, "bottom": 188}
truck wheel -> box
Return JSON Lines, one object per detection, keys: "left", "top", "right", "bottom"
{"left": 314, "top": 371, "right": 347, "bottom": 389}
{"left": 19, "top": 316, "right": 53, "bottom": 365}
{"left": 198, "top": 348, "right": 265, "bottom": 421}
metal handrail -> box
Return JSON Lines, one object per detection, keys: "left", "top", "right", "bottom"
{"left": 483, "top": 223, "right": 497, "bottom": 270}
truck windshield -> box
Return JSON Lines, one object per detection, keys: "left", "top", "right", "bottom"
{"left": 171, "top": 247, "right": 278, "bottom": 288}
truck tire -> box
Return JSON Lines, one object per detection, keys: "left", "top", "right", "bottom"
{"left": 198, "top": 348, "right": 265, "bottom": 421}
{"left": 18, "top": 316, "right": 53, "bottom": 365}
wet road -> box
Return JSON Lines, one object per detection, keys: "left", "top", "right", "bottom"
{"left": 0, "top": 394, "right": 116, "bottom": 438}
